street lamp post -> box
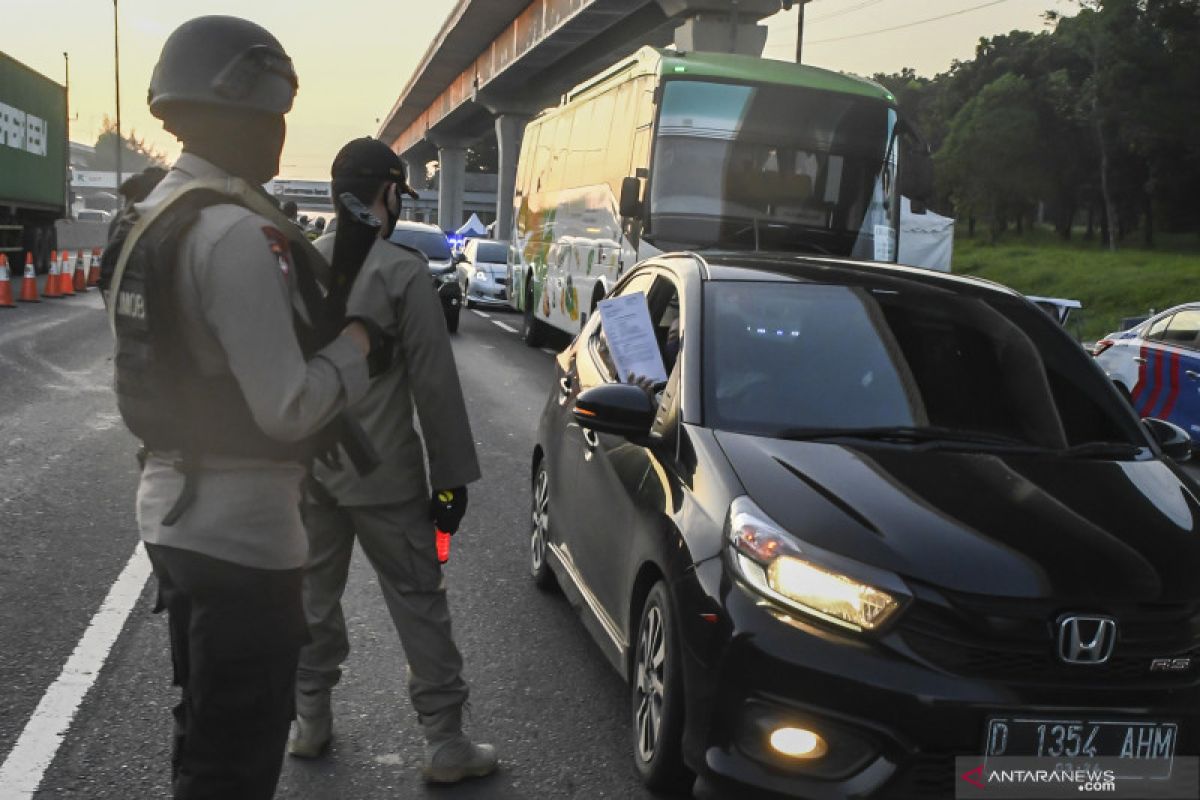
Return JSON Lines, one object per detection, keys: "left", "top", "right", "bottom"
{"left": 63, "top": 52, "right": 70, "bottom": 214}
{"left": 795, "top": 0, "right": 812, "bottom": 64}
{"left": 113, "top": 0, "right": 122, "bottom": 194}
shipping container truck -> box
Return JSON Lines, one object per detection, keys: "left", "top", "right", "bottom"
{"left": 0, "top": 51, "right": 67, "bottom": 273}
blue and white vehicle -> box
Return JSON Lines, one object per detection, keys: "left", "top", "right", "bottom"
{"left": 1094, "top": 302, "right": 1200, "bottom": 441}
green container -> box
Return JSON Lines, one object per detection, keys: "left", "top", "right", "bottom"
{"left": 0, "top": 51, "right": 67, "bottom": 213}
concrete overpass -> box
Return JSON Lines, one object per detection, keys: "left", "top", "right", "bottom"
{"left": 377, "top": 0, "right": 797, "bottom": 238}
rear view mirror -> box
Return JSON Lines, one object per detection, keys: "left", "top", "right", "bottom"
{"left": 1143, "top": 417, "right": 1192, "bottom": 461}
{"left": 619, "top": 177, "right": 644, "bottom": 219}
{"left": 573, "top": 383, "right": 655, "bottom": 439}
{"left": 900, "top": 144, "right": 934, "bottom": 213}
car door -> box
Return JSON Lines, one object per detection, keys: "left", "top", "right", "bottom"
{"left": 569, "top": 271, "right": 683, "bottom": 632}
{"left": 1134, "top": 308, "right": 1200, "bottom": 439}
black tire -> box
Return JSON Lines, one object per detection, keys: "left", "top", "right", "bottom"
{"left": 631, "top": 582, "right": 691, "bottom": 792}
{"left": 445, "top": 307, "right": 460, "bottom": 333}
{"left": 529, "top": 462, "right": 557, "bottom": 590}
{"left": 522, "top": 278, "right": 546, "bottom": 348}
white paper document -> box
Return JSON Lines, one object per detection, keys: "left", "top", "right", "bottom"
{"left": 597, "top": 292, "right": 668, "bottom": 384}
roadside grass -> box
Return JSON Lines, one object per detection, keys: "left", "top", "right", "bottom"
{"left": 952, "top": 229, "right": 1200, "bottom": 341}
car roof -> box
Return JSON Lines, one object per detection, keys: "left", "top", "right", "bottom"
{"left": 658, "top": 251, "right": 1025, "bottom": 303}
{"left": 391, "top": 220, "right": 444, "bottom": 234}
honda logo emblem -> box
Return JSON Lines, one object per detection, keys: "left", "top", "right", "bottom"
{"left": 1057, "top": 615, "right": 1117, "bottom": 665}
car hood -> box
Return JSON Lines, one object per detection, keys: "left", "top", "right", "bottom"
{"left": 713, "top": 431, "right": 1200, "bottom": 601}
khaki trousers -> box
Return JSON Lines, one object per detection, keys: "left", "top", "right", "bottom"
{"left": 296, "top": 498, "right": 468, "bottom": 718}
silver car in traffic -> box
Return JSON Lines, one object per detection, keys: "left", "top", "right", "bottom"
{"left": 457, "top": 238, "right": 510, "bottom": 308}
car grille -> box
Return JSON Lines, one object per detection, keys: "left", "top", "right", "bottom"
{"left": 899, "top": 592, "right": 1200, "bottom": 688}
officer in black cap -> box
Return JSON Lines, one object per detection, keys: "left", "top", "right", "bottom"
{"left": 105, "top": 16, "right": 381, "bottom": 799}
{"left": 288, "top": 137, "right": 497, "bottom": 784}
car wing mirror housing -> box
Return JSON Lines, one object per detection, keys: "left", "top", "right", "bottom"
{"left": 1143, "top": 417, "right": 1192, "bottom": 461}
{"left": 573, "top": 383, "right": 655, "bottom": 439}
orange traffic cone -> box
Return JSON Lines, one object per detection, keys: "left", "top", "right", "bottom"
{"left": 18, "top": 253, "right": 39, "bottom": 303}
{"left": 87, "top": 247, "right": 102, "bottom": 287}
{"left": 0, "top": 256, "right": 15, "bottom": 308}
{"left": 44, "top": 250, "right": 62, "bottom": 298}
{"left": 73, "top": 251, "right": 87, "bottom": 292}
{"left": 60, "top": 250, "right": 76, "bottom": 297}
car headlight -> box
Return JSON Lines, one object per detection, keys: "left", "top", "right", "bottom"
{"left": 726, "top": 497, "right": 903, "bottom": 633}
{"left": 475, "top": 270, "right": 488, "bottom": 282}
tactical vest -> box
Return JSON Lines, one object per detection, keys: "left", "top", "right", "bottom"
{"left": 103, "top": 189, "right": 316, "bottom": 463}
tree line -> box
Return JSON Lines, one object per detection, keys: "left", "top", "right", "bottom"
{"left": 875, "top": 0, "right": 1199, "bottom": 250}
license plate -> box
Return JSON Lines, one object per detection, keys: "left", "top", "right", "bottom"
{"left": 986, "top": 717, "right": 1178, "bottom": 778}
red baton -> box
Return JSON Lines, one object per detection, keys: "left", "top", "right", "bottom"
{"left": 436, "top": 529, "right": 452, "bottom": 564}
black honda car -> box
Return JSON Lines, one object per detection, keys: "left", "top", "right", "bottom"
{"left": 529, "top": 252, "right": 1200, "bottom": 798}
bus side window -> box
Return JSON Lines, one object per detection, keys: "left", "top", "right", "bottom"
{"left": 565, "top": 101, "right": 593, "bottom": 189}
{"left": 605, "top": 80, "right": 637, "bottom": 199}
{"left": 583, "top": 89, "right": 616, "bottom": 187}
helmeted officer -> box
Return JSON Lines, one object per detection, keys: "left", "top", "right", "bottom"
{"left": 105, "top": 16, "right": 379, "bottom": 799}
{"left": 287, "top": 137, "right": 496, "bottom": 784}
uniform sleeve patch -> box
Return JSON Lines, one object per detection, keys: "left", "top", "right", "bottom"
{"left": 261, "top": 226, "right": 293, "bottom": 277}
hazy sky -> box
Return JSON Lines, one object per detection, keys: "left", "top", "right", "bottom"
{"left": 6, "top": 0, "right": 1076, "bottom": 179}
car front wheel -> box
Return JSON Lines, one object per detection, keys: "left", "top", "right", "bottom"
{"left": 631, "top": 581, "right": 691, "bottom": 792}
{"left": 530, "top": 463, "right": 556, "bottom": 590}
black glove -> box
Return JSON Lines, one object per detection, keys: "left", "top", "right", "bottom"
{"left": 430, "top": 486, "right": 468, "bottom": 534}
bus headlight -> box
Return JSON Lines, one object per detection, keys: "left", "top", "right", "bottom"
{"left": 726, "top": 497, "right": 904, "bottom": 633}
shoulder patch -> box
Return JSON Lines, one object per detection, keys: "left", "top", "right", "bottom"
{"left": 260, "top": 226, "right": 293, "bottom": 277}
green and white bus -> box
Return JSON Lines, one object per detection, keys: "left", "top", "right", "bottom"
{"left": 508, "top": 46, "right": 932, "bottom": 345}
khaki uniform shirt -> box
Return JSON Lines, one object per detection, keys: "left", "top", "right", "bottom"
{"left": 133, "top": 154, "right": 369, "bottom": 570}
{"left": 312, "top": 235, "right": 480, "bottom": 506}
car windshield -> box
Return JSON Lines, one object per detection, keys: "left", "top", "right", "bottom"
{"left": 475, "top": 242, "right": 508, "bottom": 264}
{"left": 390, "top": 229, "right": 452, "bottom": 260}
{"left": 649, "top": 80, "right": 897, "bottom": 260}
{"left": 702, "top": 281, "right": 1146, "bottom": 452}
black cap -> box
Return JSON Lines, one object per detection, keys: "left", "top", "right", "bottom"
{"left": 331, "top": 137, "right": 418, "bottom": 198}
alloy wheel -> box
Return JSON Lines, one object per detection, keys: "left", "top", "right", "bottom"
{"left": 634, "top": 604, "right": 666, "bottom": 763}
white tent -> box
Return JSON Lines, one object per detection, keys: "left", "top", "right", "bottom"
{"left": 897, "top": 197, "right": 955, "bottom": 272}
{"left": 456, "top": 213, "right": 488, "bottom": 238}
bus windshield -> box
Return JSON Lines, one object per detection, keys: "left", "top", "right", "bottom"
{"left": 649, "top": 80, "right": 898, "bottom": 260}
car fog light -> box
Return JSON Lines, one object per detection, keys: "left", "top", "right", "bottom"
{"left": 769, "top": 727, "right": 827, "bottom": 759}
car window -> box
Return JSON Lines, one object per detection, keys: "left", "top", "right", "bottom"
{"left": 477, "top": 243, "right": 508, "bottom": 263}
{"left": 389, "top": 229, "right": 452, "bottom": 260}
{"left": 702, "top": 281, "right": 1143, "bottom": 449}
{"left": 584, "top": 273, "right": 657, "bottom": 387}
{"left": 1161, "top": 310, "right": 1200, "bottom": 348}
{"left": 1146, "top": 314, "right": 1173, "bottom": 342}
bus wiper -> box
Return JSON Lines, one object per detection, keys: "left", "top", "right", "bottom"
{"left": 776, "top": 425, "right": 1038, "bottom": 450}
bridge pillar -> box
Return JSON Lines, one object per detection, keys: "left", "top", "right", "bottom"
{"left": 495, "top": 113, "right": 530, "bottom": 244}
{"left": 436, "top": 144, "right": 466, "bottom": 231}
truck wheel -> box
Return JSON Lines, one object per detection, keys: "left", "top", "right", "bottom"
{"left": 522, "top": 279, "right": 546, "bottom": 348}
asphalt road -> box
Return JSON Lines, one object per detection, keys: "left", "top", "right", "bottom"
{"left": 0, "top": 293, "right": 664, "bottom": 799}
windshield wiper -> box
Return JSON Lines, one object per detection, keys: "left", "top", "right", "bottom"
{"left": 1055, "top": 441, "right": 1144, "bottom": 459}
{"left": 776, "top": 425, "right": 1038, "bottom": 450}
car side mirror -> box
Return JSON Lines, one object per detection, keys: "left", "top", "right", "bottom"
{"left": 573, "top": 383, "right": 655, "bottom": 439}
{"left": 619, "top": 177, "right": 644, "bottom": 219}
{"left": 1143, "top": 417, "right": 1192, "bottom": 461}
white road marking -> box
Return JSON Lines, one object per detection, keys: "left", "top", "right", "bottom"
{"left": 0, "top": 543, "right": 152, "bottom": 799}
{"left": 471, "top": 309, "right": 491, "bottom": 319}
{"left": 493, "top": 320, "right": 519, "bottom": 334}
